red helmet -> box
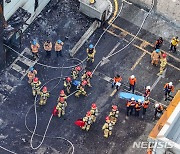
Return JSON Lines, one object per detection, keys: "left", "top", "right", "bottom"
{"left": 66, "top": 77, "right": 71, "bottom": 82}
{"left": 81, "top": 80, "right": 87, "bottom": 86}
{"left": 162, "top": 53, "right": 167, "bottom": 58}
{"left": 86, "top": 71, "right": 92, "bottom": 76}
{"left": 91, "top": 103, "right": 97, "bottom": 109}
{"left": 42, "top": 86, "right": 47, "bottom": 92}
{"left": 60, "top": 90, "right": 65, "bottom": 94}
{"left": 112, "top": 105, "right": 117, "bottom": 111}
{"left": 106, "top": 116, "right": 110, "bottom": 121}
{"left": 75, "top": 66, "right": 81, "bottom": 71}
{"left": 59, "top": 97, "right": 64, "bottom": 102}
{"left": 33, "top": 77, "right": 38, "bottom": 83}
{"left": 86, "top": 111, "right": 91, "bottom": 116}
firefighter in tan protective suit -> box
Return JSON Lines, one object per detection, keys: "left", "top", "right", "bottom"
{"left": 90, "top": 103, "right": 98, "bottom": 122}
{"left": 63, "top": 77, "right": 72, "bottom": 94}
{"left": 102, "top": 116, "right": 113, "bottom": 138}
{"left": 151, "top": 49, "right": 161, "bottom": 66}
{"left": 44, "top": 40, "right": 52, "bottom": 57}
{"left": 27, "top": 67, "right": 37, "bottom": 84}
{"left": 109, "top": 105, "right": 119, "bottom": 125}
{"left": 157, "top": 53, "right": 167, "bottom": 75}
{"left": 81, "top": 111, "right": 93, "bottom": 131}
{"left": 31, "top": 77, "right": 41, "bottom": 96}
{"left": 56, "top": 97, "right": 67, "bottom": 117}
{"left": 87, "top": 44, "right": 96, "bottom": 63}
{"left": 31, "top": 40, "right": 40, "bottom": 59}
{"left": 58, "top": 90, "right": 67, "bottom": 100}
{"left": 71, "top": 66, "right": 81, "bottom": 80}
{"left": 81, "top": 71, "right": 92, "bottom": 87}
{"left": 39, "top": 86, "right": 50, "bottom": 105}
{"left": 55, "top": 40, "right": 64, "bottom": 57}
{"left": 75, "top": 80, "right": 88, "bottom": 97}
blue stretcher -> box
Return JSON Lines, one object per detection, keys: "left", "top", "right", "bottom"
{"left": 72, "top": 80, "right": 81, "bottom": 86}
{"left": 119, "top": 92, "right": 144, "bottom": 102}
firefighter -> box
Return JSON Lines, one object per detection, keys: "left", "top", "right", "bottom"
{"left": 164, "top": 82, "right": 174, "bottom": 101}
{"left": 154, "top": 37, "right": 163, "bottom": 49}
{"left": 142, "top": 100, "right": 150, "bottom": 118}
{"left": 158, "top": 53, "right": 167, "bottom": 75}
{"left": 27, "top": 67, "right": 37, "bottom": 84}
{"left": 63, "top": 77, "right": 72, "bottom": 94}
{"left": 144, "top": 86, "right": 151, "bottom": 100}
{"left": 135, "top": 99, "right": 142, "bottom": 117}
{"left": 154, "top": 103, "right": 164, "bottom": 119}
{"left": 31, "top": 40, "right": 40, "bottom": 59}
{"left": 55, "top": 40, "right": 64, "bottom": 57}
{"left": 90, "top": 103, "right": 98, "bottom": 122}
{"left": 109, "top": 105, "right": 119, "bottom": 125}
{"left": 87, "top": 44, "right": 96, "bottom": 63}
{"left": 56, "top": 97, "right": 67, "bottom": 117}
{"left": 129, "top": 75, "right": 137, "bottom": 94}
{"left": 102, "top": 116, "right": 113, "bottom": 138}
{"left": 44, "top": 40, "right": 52, "bottom": 57}
{"left": 75, "top": 80, "right": 88, "bottom": 97}
{"left": 151, "top": 49, "right": 161, "bottom": 66}
{"left": 58, "top": 90, "right": 67, "bottom": 100}
{"left": 112, "top": 74, "right": 122, "bottom": 90}
{"left": 81, "top": 71, "right": 92, "bottom": 87}
{"left": 39, "top": 86, "right": 50, "bottom": 105}
{"left": 31, "top": 77, "right": 41, "bottom": 96}
{"left": 90, "top": 0, "right": 95, "bottom": 4}
{"left": 81, "top": 111, "right": 93, "bottom": 131}
{"left": 71, "top": 66, "right": 81, "bottom": 80}
{"left": 170, "top": 36, "right": 179, "bottom": 52}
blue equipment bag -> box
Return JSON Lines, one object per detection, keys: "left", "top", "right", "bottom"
{"left": 72, "top": 80, "right": 81, "bottom": 86}
{"left": 119, "top": 92, "right": 144, "bottom": 102}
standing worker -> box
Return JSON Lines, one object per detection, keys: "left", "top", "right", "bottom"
{"left": 157, "top": 53, "right": 167, "bottom": 75}
{"left": 170, "top": 36, "right": 179, "bottom": 52}
{"left": 154, "top": 103, "right": 164, "bottom": 119}
{"left": 44, "top": 40, "right": 52, "bottom": 57}
{"left": 31, "top": 77, "right": 41, "bottom": 96}
{"left": 90, "top": 103, "right": 98, "bottom": 122}
{"left": 142, "top": 100, "right": 150, "bottom": 118}
{"left": 27, "top": 67, "right": 37, "bottom": 84}
{"left": 135, "top": 99, "right": 142, "bottom": 117}
{"left": 151, "top": 49, "right": 161, "bottom": 66}
{"left": 109, "top": 105, "right": 119, "bottom": 125}
{"left": 81, "top": 71, "right": 92, "bottom": 87}
{"left": 164, "top": 82, "right": 174, "bottom": 101}
{"left": 71, "top": 66, "right": 81, "bottom": 80}
{"left": 39, "top": 86, "right": 50, "bottom": 105}
{"left": 56, "top": 97, "right": 67, "bottom": 118}
{"left": 154, "top": 37, "right": 163, "bottom": 50}
{"left": 55, "top": 40, "right": 64, "bottom": 57}
{"left": 144, "top": 86, "right": 151, "bottom": 100}
{"left": 81, "top": 111, "right": 93, "bottom": 131}
{"left": 102, "top": 116, "right": 113, "bottom": 138}
{"left": 129, "top": 75, "right": 137, "bottom": 94}
{"left": 63, "top": 77, "right": 72, "bottom": 94}
{"left": 87, "top": 44, "right": 96, "bottom": 63}
{"left": 112, "top": 74, "right": 122, "bottom": 90}
{"left": 75, "top": 80, "right": 88, "bottom": 97}
{"left": 31, "top": 39, "right": 40, "bottom": 59}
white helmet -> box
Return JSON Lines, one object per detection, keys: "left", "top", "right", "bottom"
{"left": 131, "top": 97, "right": 135, "bottom": 101}
{"left": 169, "top": 82, "right": 173, "bottom": 86}
{"left": 138, "top": 99, "right": 142, "bottom": 103}
{"left": 131, "top": 75, "right": 135, "bottom": 79}
{"left": 146, "top": 86, "right": 151, "bottom": 90}
{"left": 155, "top": 103, "right": 159, "bottom": 108}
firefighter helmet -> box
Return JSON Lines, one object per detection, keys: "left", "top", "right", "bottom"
{"left": 112, "top": 105, "right": 117, "bottom": 111}
{"left": 131, "top": 75, "right": 135, "bottom": 79}
{"left": 81, "top": 80, "right": 87, "bottom": 86}
{"left": 66, "top": 77, "right": 71, "bottom": 82}
{"left": 59, "top": 97, "right": 64, "bottom": 102}
{"left": 29, "top": 66, "right": 34, "bottom": 71}
{"left": 33, "top": 77, "right": 38, "bottom": 83}
{"left": 32, "top": 39, "right": 37, "bottom": 45}
{"left": 42, "top": 86, "right": 47, "bottom": 92}
{"left": 138, "top": 99, "right": 142, "bottom": 103}
{"left": 89, "top": 44, "right": 94, "bottom": 49}
{"left": 57, "top": 40, "right": 62, "bottom": 44}
{"left": 162, "top": 53, "right": 167, "bottom": 58}
{"left": 60, "top": 90, "right": 65, "bottom": 94}
{"left": 146, "top": 86, "right": 151, "bottom": 90}
{"left": 86, "top": 111, "right": 91, "bottom": 116}
{"left": 86, "top": 71, "right": 92, "bottom": 77}
{"left": 75, "top": 66, "right": 81, "bottom": 71}
{"left": 169, "top": 82, "right": 173, "bottom": 86}
{"left": 131, "top": 97, "right": 135, "bottom": 101}
{"left": 106, "top": 116, "right": 110, "bottom": 121}
{"left": 91, "top": 103, "right": 97, "bottom": 109}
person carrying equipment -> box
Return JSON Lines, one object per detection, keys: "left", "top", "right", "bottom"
{"left": 164, "top": 82, "right": 174, "bottom": 101}
{"left": 102, "top": 116, "right": 113, "bottom": 138}
{"left": 129, "top": 97, "right": 136, "bottom": 116}
{"left": 31, "top": 77, "right": 41, "bottom": 96}
{"left": 154, "top": 37, "right": 163, "bottom": 49}
{"left": 44, "top": 40, "right": 52, "bottom": 57}
{"left": 144, "top": 86, "right": 151, "bottom": 100}
{"left": 63, "top": 77, "right": 72, "bottom": 94}
{"left": 56, "top": 97, "right": 67, "bottom": 117}
{"left": 58, "top": 90, "right": 67, "bottom": 100}
{"left": 142, "top": 100, "right": 150, "bottom": 118}
{"left": 158, "top": 53, "right": 167, "bottom": 75}
{"left": 126, "top": 98, "right": 134, "bottom": 117}
{"left": 154, "top": 103, "right": 164, "bottom": 119}
{"left": 135, "top": 99, "right": 142, "bottom": 117}
{"left": 129, "top": 75, "right": 137, "bottom": 94}
{"left": 31, "top": 40, "right": 40, "bottom": 59}
{"left": 109, "top": 105, "right": 119, "bottom": 125}
{"left": 170, "top": 36, "right": 179, "bottom": 52}
{"left": 151, "top": 49, "right": 161, "bottom": 66}
{"left": 75, "top": 80, "right": 88, "bottom": 97}
{"left": 81, "top": 111, "right": 93, "bottom": 131}
{"left": 112, "top": 74, "right": 122, "bottom": 90}
{"left": 55, "top": 40, "right": 64, "bottom": 57}
{"left": 87, "top": 44, "right": 96, "bottom": 63}
{"left": 71, "top": 66, "right": 81, "bottom": 80}
{"left": 39, "top": 86, "right": 50, "bottom": 105}
{"left": 81, "top": 71, "right": 92, "bottom": 87}
{"left": 90, "top": 103, "right": 98, "bottom": 122}
{"left": 27, "top": 67, "right": 37, "bottom": 84}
